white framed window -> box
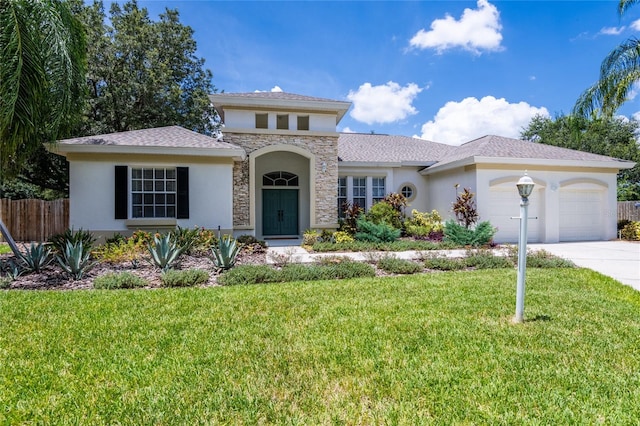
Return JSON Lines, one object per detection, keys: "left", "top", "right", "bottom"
{"left": 352, "top": 177, "right": 366, "bottom": 210}
{"left": 131, "top": 167, "right": 177, "bottom": 218}
{"left": 372, "top": 177, "right": 386, "bottom": 204}
{"left": 338, "top": 177, "right": 347, "bottom": 217}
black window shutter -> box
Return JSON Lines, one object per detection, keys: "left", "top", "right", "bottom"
{"left": 176, "top": 167, "right": 189, "bottom": 219}
{"left": 114, "top": 166, "right": 128, "bottom": 219}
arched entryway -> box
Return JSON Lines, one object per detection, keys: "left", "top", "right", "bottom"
{"left": 251, "top": 145, "right": 314, "bottom": 238}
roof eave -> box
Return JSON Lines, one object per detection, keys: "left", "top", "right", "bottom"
{"left": 47, "top": 144, "right": 247, "bottom": 161}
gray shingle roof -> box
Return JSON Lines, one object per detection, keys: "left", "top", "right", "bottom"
{"left": 58, "top": 126, "right": 241, "bottom": 150}
{"left": 338, "top": 133, "right": 455, "bottom": 164}
{"left": 431, "top": 135, "right": 632, "bottom": 168}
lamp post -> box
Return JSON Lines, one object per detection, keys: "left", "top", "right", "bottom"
{"left": 514, "top": 173, "right": 535, "bottom": 323}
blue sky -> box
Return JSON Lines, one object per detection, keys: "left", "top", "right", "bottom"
{"left": 124, "top": 1, "right": 640, "bottom": 145}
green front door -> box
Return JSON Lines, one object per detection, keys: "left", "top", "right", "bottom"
{"left": 263, "top": 189, "right": 298, "bottom": 236}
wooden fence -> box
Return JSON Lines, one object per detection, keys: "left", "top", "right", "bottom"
{"left": 618, "top": 201, "right": 640, "bottom": 222}
{"left": 0, "top": 199, "right": 69, "bottom": 242}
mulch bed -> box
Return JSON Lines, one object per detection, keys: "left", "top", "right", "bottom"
{"left": 0, "top": 247, "right": 267, "bottom": 291}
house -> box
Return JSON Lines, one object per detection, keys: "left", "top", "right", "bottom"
{"left": 50, "top": 91, "right": 635, "bottom": 243}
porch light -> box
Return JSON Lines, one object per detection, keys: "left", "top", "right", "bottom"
{"left": 514, "top": 172, "right": 535, "bottom": 323}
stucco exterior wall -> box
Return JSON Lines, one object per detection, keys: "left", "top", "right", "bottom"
{"left": 425, "top": 168, "right": 477, "bottom": 222}
{"left": 68, "top": 158, "right": 235, "bottom": 237}
{"left": 223, "top": 110, "right": 338, "bottom": 132}
{"left": 224, "top": 132, "right": 339, "bottom": 235}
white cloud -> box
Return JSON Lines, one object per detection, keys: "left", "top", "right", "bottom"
{"left": 347, "top": 81, "right": 422, "bottom": 125}
{"left": 599, "top": 26, "right": 625, "bottom": 35}
{"left": 529, "top": 75, "right": 536, "bottom": 81}
{"left": 632, "top": 19, "right": 640, "bottom": 31}
{"left": 253, "top": 85, "right": 284, "bottom": 93}
{"left": 409, "top": 0, "right": 503, "bottom": 54}
{"left": 341, "top": 127, "right": 356, "bottom": 133}
{"left": 417, "top": 96, "right": 549, "bottom": 145}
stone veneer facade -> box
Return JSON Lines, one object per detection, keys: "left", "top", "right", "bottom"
{"left": 223, "top": 132, "right": 339, "bottom": 232}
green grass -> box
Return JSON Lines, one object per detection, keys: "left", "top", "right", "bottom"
{"left": 1, "top": 269, "right": 639, "bottom": 424}
{"left": 0, "top": 243, "right": 11, "bottom": 255}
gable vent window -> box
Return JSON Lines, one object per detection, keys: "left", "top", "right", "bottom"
{"left": 263, "top": 171, "right": 298, "bottom": 187}
{"left": 255, "top": 113, "right": 268, "bottom": 129}
{"left": 131, "top": 168, "right": 177, "bottom": 218}
{"left": 297, "top": 115, "right": 309, "bottom": 131}
{"left": 277, "top": 114, "right": 289, "bottom": 130}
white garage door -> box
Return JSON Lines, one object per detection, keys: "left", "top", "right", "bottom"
{"left": 488, "top": 188, "right": 543, "bottom": 243}
{"left": 559, "top": 189, "right": 604, "bottom": 241}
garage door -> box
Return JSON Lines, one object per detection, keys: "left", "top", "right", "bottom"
{"left": 559, "top": 189, "right": 604, "bottom": 241}
{"left": 488, "top": 188, "right": 543, "bottom": 243}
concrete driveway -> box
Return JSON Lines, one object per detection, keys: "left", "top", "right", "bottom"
{"left": 529, "top": 241, "right": 640, "bottom": 291}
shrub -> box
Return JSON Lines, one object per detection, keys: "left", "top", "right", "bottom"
{"left": 443, "top": 220, "right": 496, "bottom": 247}
{"left": 96, "top": 238, "right": 144, "bottom": 265}
{"left": 218, "top": 265, "right": 280, "bottom": 286}
{"left": 161, "top": 269, "right": 209, "bottom": 287}
{"left": 621, "top": 221, "right": 640, "bottom": 241}
{"left": 355, "top": 218, "right": 401, "bottom": 243}
{"left": 147, "top": 234, "right": 183, "bottom": 272}
{"left": 49, "top": 228, "right": 95, "bottom": 257}
{"left": 617, "top": 219, "right": 632, "bottom": 231}
{"left": 323, "top": 261, "right": 376, "bottom": 280}
{"left": 56, "top": 241, "right": 96, "bottom": 280}
{"left": 340, "top": 201, "right": 363, "bottom": 234}
{"left": 236, "top": 234, "right": 267, "bottom": 248}
{"left": 464, "top": 249, "right": 513, "bottom": 269}
{"left": 320, "top": 229, "right": 335, "bottom": 243}
{"left": 131, "top": 230, "right": 153, "bottom": 246}
{"left": 383, "top": 192, "right": 408, "bottom": 213}
{"left": 405, "top": 209, "right": 443, "bottom": 237}
{"left": 366, "top": 201, "right": 402, "bottom": 229}
{"left": 425, "top": 257, "right": 466, "bottom": 271}
{"left": 18, "top": 242, "right": 52, "bottom": 273}
{"left": 377, "top": 257, "right": 423, "bottom": 274}
{"left": 93, "top": 272, "right": 147, "bottom": 289}
{"left": 333, "top": 231, "right": 354, "bottom": 244}
{"left": 303, "top": 229, "right": 321, "bottom": 246}
{"left": 0, "top": 259, "right": 21, "bottom": 280}
{"left": 170, "top": 226, "right": 216, "bottom": 255}
{"left": 526, "top": 250, "right": 575, "bottom": 268}
{"left": 452, "top": 187, "right": 479, "bottom": 228}
{"left": 0, "top": 276, "right": 11, "bottom": 289}
{"left": 105, "top": 233, "right": 126, "bottom": 246}
{"left": 211, "top": 235, "right": 241, "bottom": 270}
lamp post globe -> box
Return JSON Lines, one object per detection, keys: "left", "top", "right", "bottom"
{"left": 515, "top": 173, "right": 534, "bottom": 323}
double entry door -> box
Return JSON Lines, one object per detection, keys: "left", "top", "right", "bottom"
{"left": 262, "top": 189, "right": 298, "bottom": 236}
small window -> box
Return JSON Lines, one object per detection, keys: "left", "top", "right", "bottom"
{"left": 297, "top": 115, "right": 309, "bottom": 131}
{"left": 263, "top": 171, "right": 299, "bottom": 186}
{"left": 337, "top": 177, "right": 347, "bottom": 218}
{"left": 131, "top": 167, "right": 177, "bottom": 218}
{"left": 353, "top": 177, "right": 366, "bottom": 210}
{"left": 277, "top": 114, "right": 289, "bottom": 130}
{"left": 400, "top": 184, "right": 416, "bottom": 201}
{"left": 372, "top": 177, "right": 386, "bottom": 204}
{"left": 255, "top": 113, "right": 268, "bottom": 129}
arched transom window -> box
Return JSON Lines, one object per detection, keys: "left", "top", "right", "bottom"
{"left": 263, "top": 171, "right": 299, "bottom": 187}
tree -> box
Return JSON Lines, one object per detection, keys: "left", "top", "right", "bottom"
{"left": 74, "top": 0, "right": 218, "bottom": 136}
{"left": 574, "top": 0, "right": 640, "bottom": 117}
{"left": 0, "top": 0, "right": 86, "bottom": 179}
{"left": 521, "top": 114, "right": 640, "bottom": 200}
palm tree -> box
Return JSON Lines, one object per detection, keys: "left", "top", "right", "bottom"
{"left": 0, "top": 0, "right": 86, "bottom": 179}
{"left": 574, "top": 0, "right": 640, "bottom": 117}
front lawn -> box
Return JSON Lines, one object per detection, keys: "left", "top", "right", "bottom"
{"left": 1, "top": 269, "right": 639, "bottom": 424}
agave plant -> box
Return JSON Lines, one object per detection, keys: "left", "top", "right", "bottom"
{"left": 147, "top": 234, "right": 183, "bottom": 272}
{"left": 18, "top": 242, "right": 52, "bottom": 273}
{"left": 211, "top": 235, "right": 241, "bottom": 270}
{"left": 0, "top": 259, "right": 21, "bottom": 280}
{"left": 56, "top": 241, "right": 96, "bottom": 280}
